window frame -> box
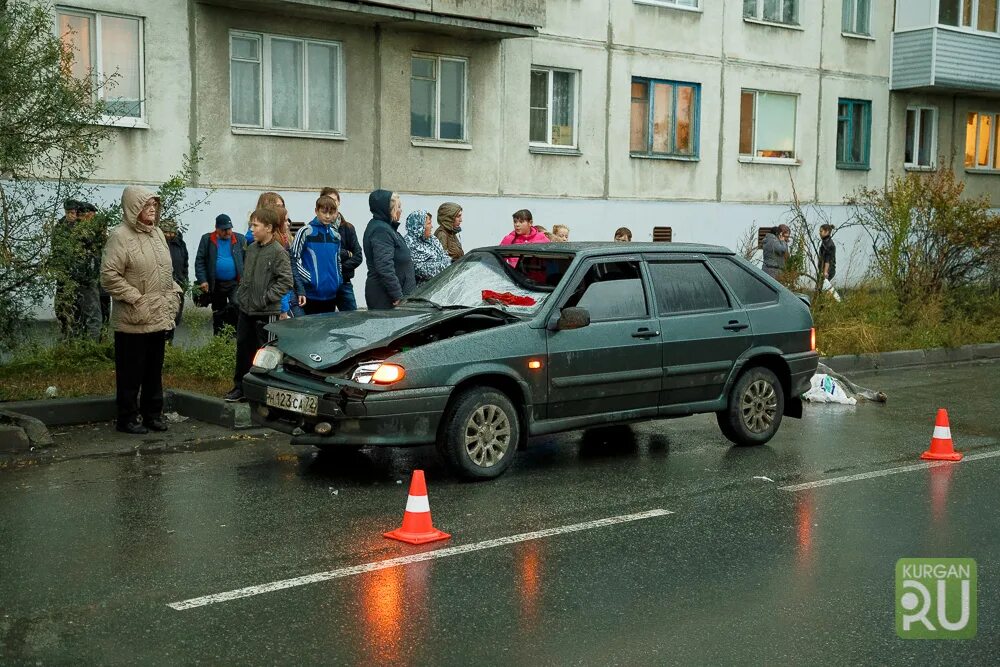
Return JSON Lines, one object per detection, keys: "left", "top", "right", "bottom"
{"left": 528, "top": 66, "right": 580, "bottom": 152}
{"left": 54, "top": 7, "right": 146, "bottom": 127}
{"left": 633, "top": 0, "right": 701, "bottom": 12}
{"left": 645, "top": 259, "right": 733, "bottom": 317}
{"left": 629, "top": 77, "right": 702, "bottom": 160}
{"left": 904, "top": 105, "right": 938, "bottom": 170}
{"left": 965, "top": 111, "right": 1000, "bottom": 173}
{"left": 841, "top": 0, "right": 872, "bottom": 36}
{"left": 743, "top": 0, "right": 800, "bottom": 27}
{"left": 228, "top": 30, "right": 346, "bottom": 139}
{"left": 738, "top": 89, "right": 799, "bottom": 165}
{"left": 938, "top": 0, "right": 1000, "bottom": 34}
{"left": 835, "top": 98, "right": 872, "bottom": 170}
{"left": 410, "top": 52, "right": 469, "bottom": 144}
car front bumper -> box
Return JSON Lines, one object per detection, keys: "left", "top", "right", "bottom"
{"left": 243, "top": 369, "right": 452, "bottom": 447}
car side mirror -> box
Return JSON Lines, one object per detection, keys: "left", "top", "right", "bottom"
{"left": 556, "top": 307, "right": 591, "bottom": 331}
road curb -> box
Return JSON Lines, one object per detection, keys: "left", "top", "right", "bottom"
{"left": 821, "top": 342, "right": 1000, "bottom": 373}
{"left": 1, "top": 396, "right": 117, "bottom": 427}
{"left": 165, "top": 390, "right": 252, "bottom": 430}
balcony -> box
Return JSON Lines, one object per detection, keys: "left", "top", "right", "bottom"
{"left": 891, "top": 26, "right": 1000, "bottom": 96}
{"left": 199, "top": 0, "right": 544, "bottom": 38}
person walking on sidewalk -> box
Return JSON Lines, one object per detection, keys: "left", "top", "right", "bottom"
{"left": 100, "top": 186, "right": 182, "bottom": 434}
{"left": 195, "top": 214, "right": 245, "bottom": 335}
{"left": 363, "top": 190, "right": 415, "bottom": 310}
{"left": 818, "top": 223, "right": 842, "bottom": 302}
{"left": 291, "top": 195, "right": 344, "bottom": 315}
{"left": 225, "top": 207, "right": 293, "bottom": 403}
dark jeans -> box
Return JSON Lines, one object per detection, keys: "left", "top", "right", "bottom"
{"left": 114, "top": 330, "right": 166, "bottom": 427}
{"left": 302, "top": 298, "right": 337, "bottom": 315}
{"left": 212, "top": 280, "right": 239, "bottom": 335}
{"left": 335, "top": 282, "right": 357, "bottom": 311}
{"left": 234, "top": 311, "right": 273, "bottom": 390}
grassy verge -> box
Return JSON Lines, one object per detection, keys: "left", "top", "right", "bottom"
{"left": 0, "top": 333, "right": 234, "bottom": 402}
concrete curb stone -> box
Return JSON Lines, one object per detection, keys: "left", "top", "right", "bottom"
{"left": 165, "top": 390, "right": 253, "bottom": 430}
{"left": 820, "top": 341, "right": 1000, "bottom": 373}
{"left": 2, "top": 396, "right": 116, "bottom": 427}
{"left": 0, "top": 424, "right": 31, "bottom": 454}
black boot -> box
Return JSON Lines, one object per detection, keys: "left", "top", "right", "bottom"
{"left": 143, "top": 416, "right": 168, "bottom": 432}
{"left": 117, "top": 421, "right": 148, "bottom": 435}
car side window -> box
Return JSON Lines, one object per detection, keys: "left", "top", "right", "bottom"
{"left": 647, "top": 261, "right": 730, "bottom": 316}
{"left": 562, "top": 261, "right": 648, "bottom": 321}
{"left": 707, "top": 256, "right": 778, "bottom": 306}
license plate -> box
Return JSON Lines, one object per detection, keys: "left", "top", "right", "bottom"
{"left": 265, "top": 387, "right": 319, "bottom": 416}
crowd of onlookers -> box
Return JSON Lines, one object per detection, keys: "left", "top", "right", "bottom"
{"left": 51, "top": 184, "right": 834, "bottom": 435}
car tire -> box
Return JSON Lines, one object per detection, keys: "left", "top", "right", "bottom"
{"left": 438, "top": 388, "right": 520, "bottom": 480}
{"left": 716, "top": 367, "right": 785, "bottom": 446}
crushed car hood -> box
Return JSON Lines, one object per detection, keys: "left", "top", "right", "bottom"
{"left": 265, "top": 306, "right": 511, "bottom": 370}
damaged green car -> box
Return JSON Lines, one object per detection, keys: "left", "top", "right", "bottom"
{"left": 244, "top": 243, "right": 818, "bottom": 480}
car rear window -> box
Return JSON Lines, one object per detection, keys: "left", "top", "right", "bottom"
{"left": 647, "top": 261, "right": 730, "bottom": 315}
{"left": 708, "top": 257, "right": 778, "bottom": 306}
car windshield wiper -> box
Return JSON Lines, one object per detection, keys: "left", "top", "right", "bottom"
{"left": 402, "top": 297, "right": 443, "bottom": 310}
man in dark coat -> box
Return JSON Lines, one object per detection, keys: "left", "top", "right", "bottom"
{"left": 195, "top": 214, "right": 245, "bottom": 335}
{"left": 362, "top": 190, "right": 415, "bottom": 310}
{"left": 161, "top": 219, "right": 189, "bottom": 342}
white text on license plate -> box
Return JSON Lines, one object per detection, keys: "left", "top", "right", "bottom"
{"left": 266, "top": 388, "right": 319, "bottom": 416}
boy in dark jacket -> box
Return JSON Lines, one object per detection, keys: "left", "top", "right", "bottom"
{"left": 818, "top": 223, "right": 841, "bottom": 302}
{"left": 363, "top": 189, "right": 415, "bottom": 310}
{"left": 319, "top": 187, "right": 363, "bottom": 311}
{"left": 225, "top": 207, "right": 293, "bottom": 402}
{"left": 161, "top": 219, "right": 189, "bottom": 342}
{"left": 291, "top": 196, "right": 344, "bottom": 315}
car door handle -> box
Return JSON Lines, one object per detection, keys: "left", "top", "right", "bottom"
{"left": 724, "top": 321, "right": 749, "bottom": 332}
{"left": 632, "top": 328, "right": 660, "bottom": 339}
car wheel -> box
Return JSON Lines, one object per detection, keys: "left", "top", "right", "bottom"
{"left": 716, "top": 367, "right": 784, "bottom": 446}
{"left": 438, "top": 388, "right": 519, "bottom": 480}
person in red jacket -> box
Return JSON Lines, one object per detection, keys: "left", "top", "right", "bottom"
{"left": 499, "top": 209, "right": 549, "bottom": 267}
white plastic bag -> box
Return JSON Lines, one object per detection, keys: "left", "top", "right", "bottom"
{"left": 803, "top": 374, "right": 857, "bottom": 405}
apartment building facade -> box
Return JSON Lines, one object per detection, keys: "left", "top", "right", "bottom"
{"left": 53, "top": 0, "right": 1000, "bottom": 286}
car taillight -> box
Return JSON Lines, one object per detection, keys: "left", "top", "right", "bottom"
{"left": 372, "top": 363, "right": 405, "bottom": 385}
{"left": 810, "top": 327, "right": 816, "bottom": 352}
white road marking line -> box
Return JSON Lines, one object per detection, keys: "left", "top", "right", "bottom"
{"left": 167, "top": 508, "right": 673, "bottom": 611}
{"left": 780, "top": 449, "right": 1000, "bottom": 492}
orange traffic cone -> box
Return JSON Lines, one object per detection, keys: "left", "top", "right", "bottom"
{"left": 384, "top": 470, "right": 451, "bottom": 545}
{"left": 920, "top": 409, "right": 963, "bottom": 462}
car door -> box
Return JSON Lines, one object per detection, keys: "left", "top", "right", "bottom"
{"left": 645, "top": 256, "right": 754, "bottom": 408}
{"left": 546, "top": 258, "right": 662, "bottom": 419}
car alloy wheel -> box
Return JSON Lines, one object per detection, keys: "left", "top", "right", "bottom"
{"left": 741, "top": 379, "right": 778, "bottom": 434}
{"left": 464, "top": 404, "right": 511, "bottom": 467}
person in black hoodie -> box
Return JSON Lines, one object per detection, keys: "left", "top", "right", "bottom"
{"left": 320, "top": 187, "right": 363, "bottom": 311}
{"left": 362, "top": 190, "right": 415, "bottom": 310}
{"left": 161, "top": 219, "right": 189, "bottom": 343}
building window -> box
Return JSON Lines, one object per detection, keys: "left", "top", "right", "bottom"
{"left": 965, "top": 112, "right": 1000, "bottom": 171}
{"left": 836, "top": 99, "right": 871, "bottom": 169}
{"left": 530, "top": 67, "right": 578, "bottom": 149}
{"left": 739, "top": 90, "right": 797, "bottom": 160}
{"left": 939, "top": 0, "right": 1000, "bottom": 33}
{"left": 55, "top": 8, "right": 144, "bottom": 121}
{"left": 743, "top": 0, "right": 799, "bottom": 25}
{"left": 904, "top": 107, "right": 937, "bottom": 169}
{"left": 629, "top": 78, "right": 700, "bottom": 159}
{"left": 229, "top": 31, "right": 344, "bottom": 135}
{"left": 842, "top": 0, "right": 871, "bottom": 35}
{"left": 411, "top": 55, "right": 467, "bottom": 142}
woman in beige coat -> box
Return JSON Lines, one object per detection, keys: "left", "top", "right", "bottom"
{"left": 100, "top": 186, "right": 182, "bottom": 434}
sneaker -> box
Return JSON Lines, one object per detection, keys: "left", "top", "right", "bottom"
{"left": 224, "top": 388, "right": 245, "bottom": 403}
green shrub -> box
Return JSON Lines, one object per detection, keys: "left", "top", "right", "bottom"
{"left": 162, "top": 326, "right": 235, "bottom": 380}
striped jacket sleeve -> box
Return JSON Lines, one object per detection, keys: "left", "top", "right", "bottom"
{"left": 290, "top": 225, "right": 312, "bottom": 285}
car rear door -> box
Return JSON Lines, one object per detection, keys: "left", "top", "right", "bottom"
{"left": 644, "top": 255, "right": 753, "bottom": 408}
{"left": 545, "top": 258, "right": 661, "bottom": 419}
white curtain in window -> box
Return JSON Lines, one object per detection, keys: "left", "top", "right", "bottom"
{"left": 58, "top": 13, "right": 93, "bottom": 84}
{"left": 271, "top": 39, "right": 302, "bottom": 129}
{"left": 307, "top": 43, "right": 338, "bottom": 132}
{"left": 652, "top": 82, "right": 674, "bottom": 153}
{"left": 756, "top": 92, "right": 796, "bottom": 156}
{"left": 675, "top": 85, "right": 695, "bottom": 154}
{"left": 231, "top": 37, "right": 260, "bottom": 126}
{"left": 551, "top": 71, "right": 574, "bottom": 146}
{"left": 101, "top": 15, "right": 141, "bottom": 117}
{"left": 439, "top": 59, "right": 465, "bottom": 140}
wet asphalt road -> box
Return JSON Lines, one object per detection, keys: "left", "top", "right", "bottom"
{"left": 1, "top": 361, "right": 998, "bottom": 665}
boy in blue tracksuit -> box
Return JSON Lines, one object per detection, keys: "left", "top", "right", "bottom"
{"left": 291, "top": 195, "right": 343, "bottom": 314}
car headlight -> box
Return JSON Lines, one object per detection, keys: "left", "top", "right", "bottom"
{"left": 252, "top": 346, "right": 283, "bottom": 371}
{"left": 351, "top": 361, "right": 405, "bottom": 385}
